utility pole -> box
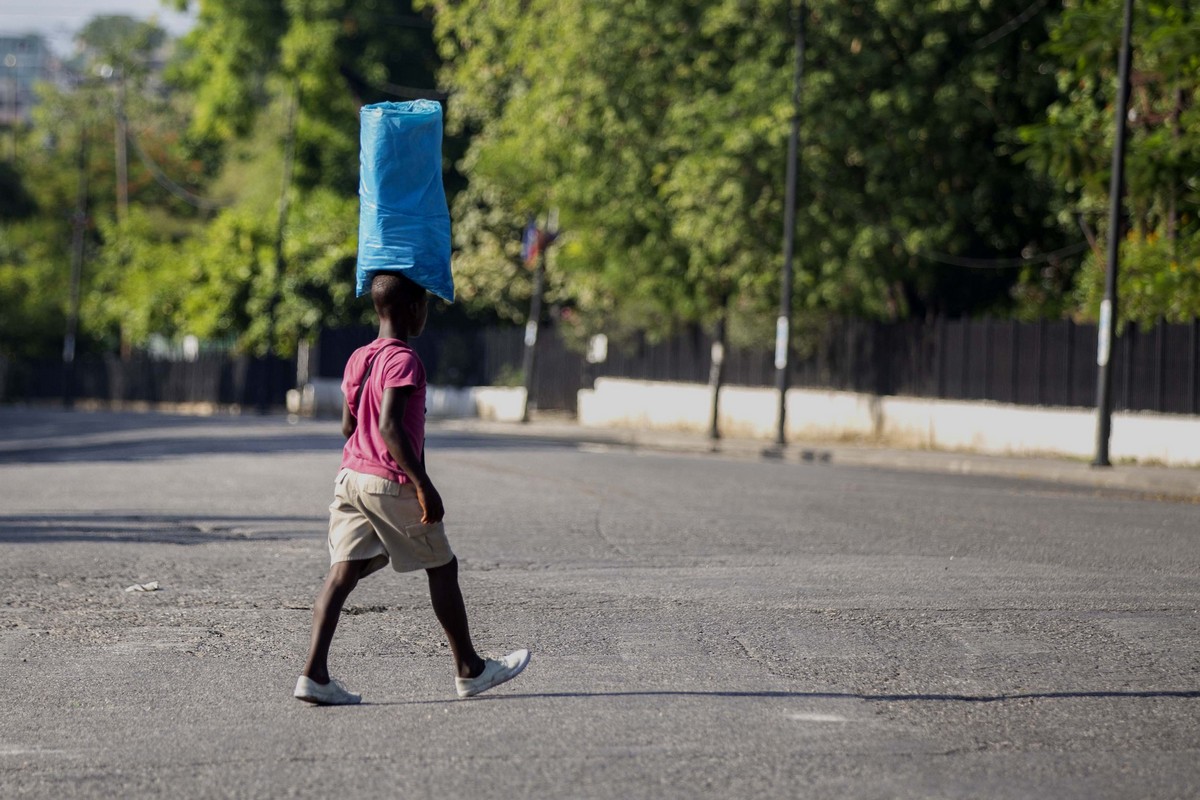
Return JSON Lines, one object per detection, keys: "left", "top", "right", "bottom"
{"left": 114, "top": 67, "right": 128, "bottom": 222}
{"left": 64, "top": 126, "right": 89, "bottom": 408}
{"left": 520, "top": 249, "right": 546, "bottom": 423}
{"left": 1093, "top": 0, "right": 1134, "bottom": 467}
{"left": 260, "top": 85, "right": 299, "bottom": 414}
{"left": 4, "top": 53, "right": 17, "bottom": 161}
{"left": 773, "top": 0, "right": 805, "bottom": 449}
{"left": 708, "top": 295, "right": 730, "bottom": 445}
{"left": 513, "top": 209, "right": 554, "bottom": 424}
{"left": 520, "top": 209, "right": 558, "bottom": 423}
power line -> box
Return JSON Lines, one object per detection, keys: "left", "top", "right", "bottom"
{"left": 973, "top": 0, "right": 1051, "bottom": 50}
{"left": 339, "top": 65, "right": 447, "bottom": 102}
{"left": 121, "top": 71, "right": 445, "bottom": 214}
{"left": 372, "top": 79, "right": 447, "bottom": 101}
{"left": 911, "top": 239, "right": 1090, "bottom": 269}
{"left": 121, "top": 113, "right": 229, "bottom": 211}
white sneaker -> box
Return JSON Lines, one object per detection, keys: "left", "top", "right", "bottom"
{"left": 294, "top": 676, "right": 362, "bottom": 705}
{"left": 455, "top": 649, "right": 531, "bottom": 698}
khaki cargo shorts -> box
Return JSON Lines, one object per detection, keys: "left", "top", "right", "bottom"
{"left": 327, "top": 468, "right": 454, "bottom": 576}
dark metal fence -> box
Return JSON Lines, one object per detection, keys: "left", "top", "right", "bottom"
{"left": 584, "top": 317, "right": 1200, "bottom": 416}
{"left": 7, "top": 317, "right": 1197, "bottom": 416}
{"left": 318, "top": 326, "right": 523, "bottom": 387}
{"left": 3, "top": 353, "right": 296, "bottom": 409}
{"left": 317, "top": 325, "right": 577, "bottom": 412}
{"left": 317, "top": 317, "right": 1200, "bottom": 416}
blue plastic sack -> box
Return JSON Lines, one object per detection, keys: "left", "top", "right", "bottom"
{"left": 356, "top": 100, "right": 454, "bottom": 302}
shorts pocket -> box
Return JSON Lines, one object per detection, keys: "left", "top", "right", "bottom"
{"left": 402, "top": 520, "right": 444, "bottom": 539}
{"left": 401, "top": 521, "right": 444, "bottom": 559}
{"left": 359, "top": 474, "right": 400, "bottom": 496}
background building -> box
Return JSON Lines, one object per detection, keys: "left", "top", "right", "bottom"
{"left": 0, "top": 34, "right": 64, "bottom": 125}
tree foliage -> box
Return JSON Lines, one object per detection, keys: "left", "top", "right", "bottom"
{"left": 173, "top": 0, "right": 442, "bottom": 192}
{"left": 75, "top": 14, "right": 167, "bottom": 75}
{"left": 1018, "top": 0, "right": 1200, "bottom": 326}
{"left": 4, "top": 1, "right": 1197, "bottom": 365}
{"left": 1, "top": 16, "right": 201, "bottom": 359}
{"left": 421, "top": 0, "right": 1071, "bottom": 346}
{"left": 2, "top": 3, "right": 444, "bottom": 359}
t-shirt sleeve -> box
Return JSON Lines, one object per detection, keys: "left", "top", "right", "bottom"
{"left": 380, "top": 348, "right": 424, "bottom": 391}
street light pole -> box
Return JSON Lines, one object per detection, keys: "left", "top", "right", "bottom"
{"left": 114, "top": 67, "right": 128, "bottom": 222}
{"left": 520, "top": 248, "right": 546, "bottom": 423}
{"left": 520, "top": 208, "right": 557, "bottom": 423}
{"left": 774, "top": 0, "right": 805, "bottom": 448}
{"left": 260, "top": 83, "right": 299, "bottom": 415}
{"left": 3, "top": 52, "right": 19, "bottom": 161}
{"left": 64, "top": 125, "right": 89, "bottom": 409}
{"left": 1093, "top": 0, "right": 1134, "bottom": 467}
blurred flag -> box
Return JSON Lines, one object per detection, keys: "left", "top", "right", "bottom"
{"left": 522, "top": 217, "right": 540, "bottom": 267}
{"left": 522, "top": 212, "right": 560, "bottom": 267}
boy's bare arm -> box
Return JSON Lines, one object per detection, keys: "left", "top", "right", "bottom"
{"left": 379, "top": 385, "right": 444, "bottom": 524}
{"left": 341, "top": 400, "right": 356, "bottom": 439}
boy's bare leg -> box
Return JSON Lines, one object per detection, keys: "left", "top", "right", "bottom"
{"left": 302, "top": 559, "right": 368, "bottom": 684}
{"left": 426, "top": 557, "right": 486, "bottom": 679}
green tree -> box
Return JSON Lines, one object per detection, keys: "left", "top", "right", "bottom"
{"left": 1, "top": 72, "right": 114, "bottom": 359}
{"left": 422, "top": 1, "right": 776, "bottom": 341}
{"left": 0, "top": 219, "right": 72, "bottom": 358}
{"left": 19, "top": 17, "right": 221, "bottom": 355}
{"left": 74, "top": 14, "right": 167, "bottom": 75}
{"left": 128, "top": 0, "right": 450, "bottom": 354}
{"left": 795, "top": 0, "right": 1069, "bottom": 320}
{"left": 173, "top": 0, "right": 442, "bottom": 192}
{"left": 176, "top": 188, "right": 360, "bottom": 356}
{"left": 1018, "top": 0, "right": 1200, "bottom": 325}
{"left": 422, "top": 0, "right": 1068, "bottom": 345}
{"left": 1, "top": 1, "right": 440, "bottom": 359}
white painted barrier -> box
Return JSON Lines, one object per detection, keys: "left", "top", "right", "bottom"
{"left": 577, "top": 377, "right": 1200, "bottom": 467}
{"left": 576, "top": 379, "right": 879, "bottom": 441}
{"left": 289, "top": 379, "right": 525, "bottom": 423}
{"left": 286, "top": 374, "right": 1200, "bottom": 465}
{"left": 468, "top": 387, "right": 527, "bottom": 423}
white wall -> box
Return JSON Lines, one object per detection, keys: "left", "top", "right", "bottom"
{"left": 577, "top": 377, "right": 1200, "bottom": 467}
{"left": 289, "top": 374, "right": 1200, "bottom": 465}
{"left": 288, "top": 379, "right": 527, "bottom": 423}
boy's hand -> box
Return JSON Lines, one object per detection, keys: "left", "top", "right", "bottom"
{"left": 416, "top": 480, "right": 444, "bottom": 524}
{"left": 380, "top": 386, "right": 443, "bottom": 522}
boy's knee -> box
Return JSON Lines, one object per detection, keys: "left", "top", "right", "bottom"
{"left": 328, "top": 560, "right": 366, "bottom": 589}
{"left": 425, "top": 556, "right": 458, "bottom": 579}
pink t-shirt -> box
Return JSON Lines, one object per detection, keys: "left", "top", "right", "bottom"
{"left": 339, "top": 338, "right": 426, "bottom": 484}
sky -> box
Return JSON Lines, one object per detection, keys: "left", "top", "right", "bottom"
{"left": 3, "top": 0, "right": 197, "bottom": 56}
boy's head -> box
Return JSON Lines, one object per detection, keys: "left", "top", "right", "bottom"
{"left": 371, "top": 271, "right": 428, "bottom": 337}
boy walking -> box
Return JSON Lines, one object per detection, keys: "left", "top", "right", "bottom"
{"left": 295, "top": 271, "right": 529, "bottom": 704}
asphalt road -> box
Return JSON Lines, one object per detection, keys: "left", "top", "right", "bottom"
{"left": 1, "top": 408, "right": 1198, "bottom": 799}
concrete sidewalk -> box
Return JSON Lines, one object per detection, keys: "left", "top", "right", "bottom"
{"left": 435, "top": 415, "right": 1200, "bottom": 502}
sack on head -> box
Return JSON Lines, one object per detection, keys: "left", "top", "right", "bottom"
{"left": 356, "top": 100, "right": 454, "bottom": 302}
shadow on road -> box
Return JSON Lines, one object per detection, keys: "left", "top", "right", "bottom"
{"left": 0, "top": 408, "right": 224, "bottom": 445}
{"left": 359, "top": 689, "right": 1200, "bottom": 707}
{"left": 427, "top": 432, "right": 586, "bottom": 452}
{"left": 0, "top": 415, "right": 581, "bottom": 465}
{"left": 0, "top": 513, "right": 325, "bottom": 545}
{"left": 0, "top": 433, "right": 349, "bottom": 464}
{"left": 0, "top": 432, "right": 581, "bottom": 464}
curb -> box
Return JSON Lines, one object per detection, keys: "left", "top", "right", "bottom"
{"left": 433, "top": 417, "right": 1200, "bottom": 502}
